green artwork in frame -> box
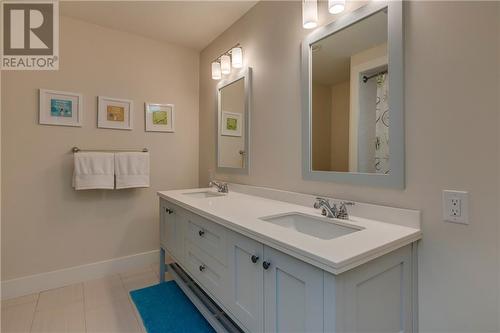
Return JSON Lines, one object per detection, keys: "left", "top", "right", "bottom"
{"left": 153, "top": 111, "right": 168, "bottom": 125}
{"left": 221, "top": 111, "right": 242, "bottom": 137}
{"left": 145, "top": 103, "right": 175, "bottom": 132}
{"left": 226, "top": 117, "right": 237, "bottom": 130}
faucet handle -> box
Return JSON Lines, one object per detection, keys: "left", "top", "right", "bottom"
{"left": 337, "top": 201, "right": 355, "bottom": 219}
{"left": 313, "top": 197, "right": 328, "bottom": 209}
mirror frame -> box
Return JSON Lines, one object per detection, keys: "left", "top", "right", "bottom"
{"left": 216, "top": 67, "right": 252, "bottom": 174}
{"left": 301, "top": 1, "right": 404, "bottom": 189}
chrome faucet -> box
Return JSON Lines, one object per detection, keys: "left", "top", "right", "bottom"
{"left": 209, "top": 181, "right": 228, "bottom": 193}
{"left": 314, "top": 197, "right": 337, "bottom": 218}
{"left": 314, "top": 197, "right": 354, "bottom": 220}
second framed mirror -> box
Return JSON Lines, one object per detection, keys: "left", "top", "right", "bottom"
{"left": 217, "top": 67, "right": 252, "bottom": 173}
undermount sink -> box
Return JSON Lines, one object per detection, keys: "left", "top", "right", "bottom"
{"left": 259, "top": 213, "right": 361, "bottom": 240}
{"left": 182, "top": 191, "right": 226, "bottom": 198}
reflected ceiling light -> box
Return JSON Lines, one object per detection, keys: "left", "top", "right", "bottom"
{"left": 220, "top": 55, "right": 231, "bottom": 74}
{"left": 328, "top": 0, "right": 345, "bottom": 14}
{"left": 231, "top": 47, "right": 243, "bottom": 68}
{"left": 211, "top": 62, "right": 221, "bottom": 80}
{"left": 302, "top": 0, "right": 318, "bottom": 29}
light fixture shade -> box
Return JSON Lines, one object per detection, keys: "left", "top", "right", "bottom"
{"left": 211, "top": 62, "right": 221, "bottom": 80}
{"left": 328, "top": 0, "right": 345, "bottom": 14}
{"left": 231, "top": 47, "right": 243, "bottom": 68}
{"left": 302, "top": 0, "right": 318, "bottom": 29}
{"left": 220, "top": 55, "right": 231, "bottom": 74}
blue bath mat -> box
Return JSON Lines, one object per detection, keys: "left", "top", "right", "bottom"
{"left": 130, "top": 281, "right": 216, "bottom": 333}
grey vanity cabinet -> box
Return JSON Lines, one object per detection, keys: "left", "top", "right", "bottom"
{"left": 159, "top": 199, "right": 415, "bottom": 333}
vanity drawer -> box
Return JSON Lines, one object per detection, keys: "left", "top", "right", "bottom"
{"left": 185, "top": 240, "right": 227, "bottom": 300}
{"left": 185, "top": 213, "right": 227, "bottom": 265}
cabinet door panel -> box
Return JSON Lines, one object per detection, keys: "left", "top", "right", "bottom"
{"left": 335, "top": 245, "right": 413, "bottom": 333}
{"left": 264, "top": 246, "right": 324, "bottom": 333}
{"left": 226, "top": 231, "right": 264, "bottom": 332}
{"left": 160, "top": 202, "right": 184, "bottom": 262}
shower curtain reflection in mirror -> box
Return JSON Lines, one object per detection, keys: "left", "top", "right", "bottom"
{"left": 310, "top": 9, "right": 390, "bottom": 174}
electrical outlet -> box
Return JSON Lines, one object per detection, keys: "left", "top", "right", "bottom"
{"left": 442, "top": 190, "right": 468, "bottom": 224}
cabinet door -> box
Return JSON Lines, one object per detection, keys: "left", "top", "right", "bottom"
{"left": 226, "top": 231, "right": 264, "bottom": 333}
{"left": 160, "top": 203, "right": 184, "bottom": 262}
{"left": 263, "top": 246, "right": 324, "bottom": 333}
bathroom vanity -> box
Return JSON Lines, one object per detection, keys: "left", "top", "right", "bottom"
{"left": 158, "top": 185, "right": 421, "bottom": 333}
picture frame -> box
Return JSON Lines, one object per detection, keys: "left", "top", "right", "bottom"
{"left": 145, "top": 103, "right": 175, "bottom": 132}
{"left": 39, "top": 89, "right": 83, "bottom": 127}
{"left": 221, "top": 111, "right": 242, "bottom": 137}
{"left": 97, "top": 96, "right": 133, "bottom": 130}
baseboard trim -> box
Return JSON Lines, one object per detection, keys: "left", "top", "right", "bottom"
{"left": 1, "top": 250, "right": 159, "bottom": 300}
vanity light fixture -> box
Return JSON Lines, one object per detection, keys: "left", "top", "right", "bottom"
{"left": 211, "top": 43, "right": 243, "bottom": 80}
{"left": 220, "top": 55, "right": 231, "bottom": 75}
{"left": 328, "top": 0, "right": 346, "bottom": 14}
{"left": 211, "top": 62, "right": 222, "bottom": 80}
{"left": 302, "top": 0, "right": 318, "bottom": 29}
{"left": 231, "top": 47, "right": 243, "bottom": 68}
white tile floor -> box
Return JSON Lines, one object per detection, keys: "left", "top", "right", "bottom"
{"left": 1, "top": 264, "right": 173, "bottom": 333}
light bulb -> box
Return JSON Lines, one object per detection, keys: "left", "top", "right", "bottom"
{"left": 221, "top": 55, "right": 231, "bottom": 74}
{"left": 302, "top": 0, "right": 318, "bottom": 29}
{"left": 231, "top": 47, "right": 243, "bottom": 68}
{"left": 328, "top": 0, "right": 345, "bottom": 14}
{"left": 211, "top": 62, "right": 221, "bottom": 80}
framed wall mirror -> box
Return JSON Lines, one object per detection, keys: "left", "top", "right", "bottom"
{"left": 217, "top": 67, "right": 252, "bottom": 173}
{"left": 301, "top": 1, "right": 404, "bottom": 188}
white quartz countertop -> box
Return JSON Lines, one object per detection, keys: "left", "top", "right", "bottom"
{"left": 158, "top": 188, "right": 421, "bottom": 275}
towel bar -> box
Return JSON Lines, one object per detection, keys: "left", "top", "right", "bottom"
{"left": 71, "top": 146, "right": 148, "bottom": 153}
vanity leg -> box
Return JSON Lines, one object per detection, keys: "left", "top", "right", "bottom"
{"left": 159, "top": 247, "right": 166, "bottom": 283}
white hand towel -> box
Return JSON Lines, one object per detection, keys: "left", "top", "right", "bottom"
{"left": 73, "top": 152, "right": 115, "bottom": 190}
{"left": 115, "top": 152, "right": 150, "bottom": 189}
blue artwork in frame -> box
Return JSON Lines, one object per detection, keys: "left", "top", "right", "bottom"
{"left": 50, "top": 99, "right": 73, "bottom": 117}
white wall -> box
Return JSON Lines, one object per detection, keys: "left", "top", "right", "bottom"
{"left": 1, "top": 16, "right": 199, "bottom": 281}
{"left": 199, "top": 1, "right": 499, "bottom": 331}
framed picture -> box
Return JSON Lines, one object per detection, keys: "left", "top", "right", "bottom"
{"left": 39, "top": 89, "right": 83, "bottom": 127}
{"left": 98, "top": 96, "right": 133, "bottom": 130}
{"left": 145, "top": 103, "right": 175, "bottom": 132}
{"left": 221, "top": 111, "right": 242, "bottom": 137}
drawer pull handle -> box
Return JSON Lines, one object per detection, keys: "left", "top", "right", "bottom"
{"left": 262, "top": 261, "right": 271, "bottom": 270}
{"left": 198, "top": 230, "right": 205, "bottom": 237}
{"left": 251, "top": 255, "right": 259, "bottom": 263}
{"left": 165, "top": 208, "right": 174, "bottom": 214}
{"left": 199, "top": 264, "right": 206, "bottom": 272}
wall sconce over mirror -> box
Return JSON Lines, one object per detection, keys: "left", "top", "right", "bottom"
{"left": 217, "top": 67, "right": 252, "bottom": 173}
{"left": 211, "top": 44, "right": 243, "bottom": 80}
{"left": 301, "top": 1, "right": 405, "bottom": 188}
{"left": 302, "top": 0, "right": 346, "bottom": 30}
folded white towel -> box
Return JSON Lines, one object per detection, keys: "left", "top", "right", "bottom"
{"left": 114, "top": 152, "right": 150, "bottom": 189}
{"left": 73, "top": 152, "right": 115, "bottom": 190}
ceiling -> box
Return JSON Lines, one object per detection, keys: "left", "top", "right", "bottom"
{"left": 60, "top": 1, "right": 258, "bottom": 51}
{"left": 312, "top": 10, "right": 388, "bottom": 86}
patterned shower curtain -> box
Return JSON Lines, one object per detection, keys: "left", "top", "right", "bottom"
{"left": 374, "top": 73, "right": 389, "bottom": 174}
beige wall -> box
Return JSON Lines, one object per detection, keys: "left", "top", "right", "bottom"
{"left": 1, "top": 16, "right": 199, "bottom": 280}
{"left": 330, "top": 81, "right": 349, "bottom": 172}
{"left": 311, "top": 82, "right": 332, "bottom": 170}
{"left": 199, "top": 2, "right": 499, "bottom": 331}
